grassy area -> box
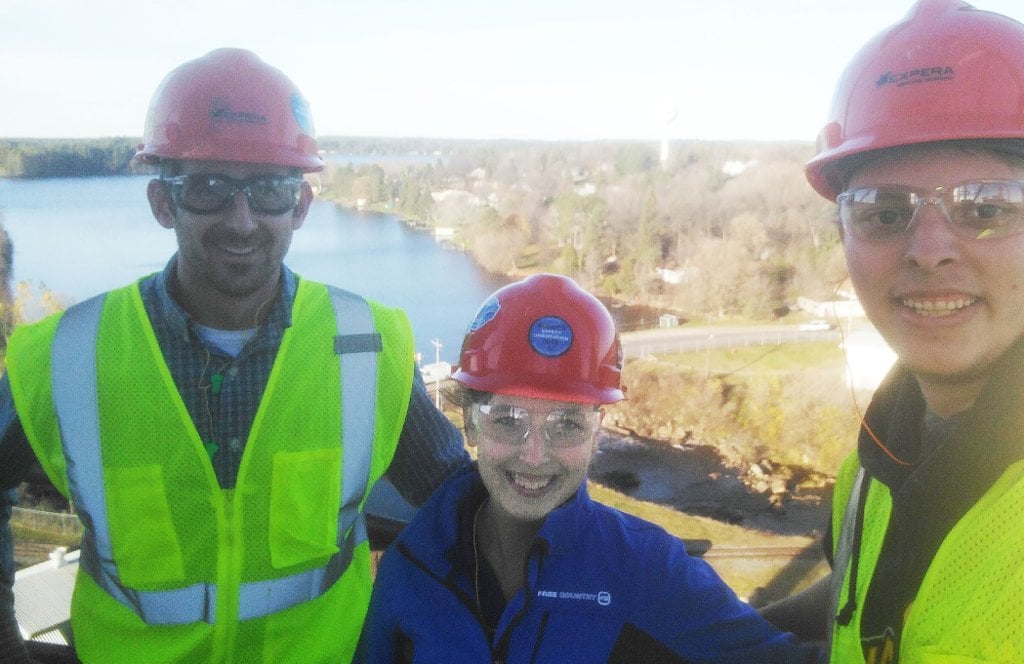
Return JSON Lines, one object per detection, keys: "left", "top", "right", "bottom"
{"left": 609, "top": 342, "right": 860, "bottom": 472}
{"left": 588, "top": 481, "right": 809, "bottom": 546}
{"left": 11, "top": 522, "right": 80, "bottom": 547}
{"left": 663, "top": 341, "right": 847, "bottom": 375}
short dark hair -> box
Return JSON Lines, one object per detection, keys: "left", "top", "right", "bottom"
{"left": 442, "top": 380, "right": 491, "bottom": 410}
{"left": 441, "top": 381, "right": 492, "bottom": 436}
{"left": 158, "top": 160, "right": 183, "bottom": 179}
{"left": 840, "top": 139, "right": 1024, "bottom": 193}
{"left": 158, "top": 159, "right": 303, "bottom": 179}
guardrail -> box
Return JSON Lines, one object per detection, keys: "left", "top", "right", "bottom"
{"left": 11, "top": 507, "right": 82, "bottom": 538}
{"left": 622, "top": 329, "right": 839, "bottom": 360}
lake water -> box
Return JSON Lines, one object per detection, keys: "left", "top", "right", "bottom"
{"left": 0, "top": 175, "right": 509, "bottom": 363}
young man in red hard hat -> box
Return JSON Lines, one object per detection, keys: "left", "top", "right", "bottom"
{"left": 0, "top": 49, "right": 467, "bottom": 663}
{"left": 358, "top": 274, "right": 819, "bottom": 663}
{"left": 760, "top": 2, "right": 1024, "bottom": 662}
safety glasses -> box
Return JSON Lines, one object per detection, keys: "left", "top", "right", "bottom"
{"left": 162, "top": 174, "right": 304, "bottom": 215}
{"left": 470, "top": 402, "right": 599, "bottom": 449}
{"left": 837, "top": 180, "right": 1024, "bottom": 242}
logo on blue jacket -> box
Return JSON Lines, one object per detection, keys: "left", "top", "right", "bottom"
{"left": 535, "top": 588, "right": 613, "bottom": 607}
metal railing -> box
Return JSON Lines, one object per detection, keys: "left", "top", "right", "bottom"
{"left": 11, "top": 507, "right": 82, "bottom": 538}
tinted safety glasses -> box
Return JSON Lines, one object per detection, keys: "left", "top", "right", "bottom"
{"left": 162, "top": 174, "right": 304, "bottom": 216}
{"left": 837, "top": 179, "right": 1024, "bottom": 242}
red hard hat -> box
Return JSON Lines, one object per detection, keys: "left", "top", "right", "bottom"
{"left": 806, "top": 0, "right": 1024, "bottom": 200}
{"left": 453, "top": 274, "right": 625, "bottom": 405}
{"left": 136, "top": 48, "right": 323, "bottom": 172}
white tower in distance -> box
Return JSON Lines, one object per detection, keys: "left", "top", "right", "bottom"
{"left": 661, "top": 106, "right": 678, "bottom": 166}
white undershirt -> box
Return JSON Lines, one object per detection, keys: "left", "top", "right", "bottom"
{"left": 193, "top": 324, "right": 256, "bottom": 358}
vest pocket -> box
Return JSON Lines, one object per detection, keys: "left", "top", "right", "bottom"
{"left": 106, "top": 465, "right": 186, "bottom": 586}
{"left": 269, "top": 448, "right": 343, "bottom": 568}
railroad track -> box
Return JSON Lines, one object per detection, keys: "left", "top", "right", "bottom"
{"left": 701, "top": 545, "right": 822, "bottom": 560}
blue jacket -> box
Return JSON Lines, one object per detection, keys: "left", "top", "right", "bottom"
{"left": 359, "top": 464, "right": 815, "bottom": 663}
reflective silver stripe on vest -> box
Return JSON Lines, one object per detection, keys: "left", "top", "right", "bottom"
{"left": 51, "top": 287, "right": 380, "bottom": 625}
{"left": 236, "top": 286, "right": 379, "bottom": 621}
{"left": 827, "top": 466, "right": 865, "bottom": 651}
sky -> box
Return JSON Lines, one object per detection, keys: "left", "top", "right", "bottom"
{"left": 2, "top": 0, "right": 1023, "bottom": 143}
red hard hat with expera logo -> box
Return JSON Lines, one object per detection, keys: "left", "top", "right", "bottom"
{"left": 806, "top": 0, "right": 1024, "bottom": 200}
{"left": 453, "top": 273, "right": 625, "bottom": 405}
{"left": 136, "top": 48, "right": 323, "bottom": 172}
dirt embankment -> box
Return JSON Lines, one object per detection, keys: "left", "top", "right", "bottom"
{"left": 590, "top": 431, "right": 833, "bottom": 538}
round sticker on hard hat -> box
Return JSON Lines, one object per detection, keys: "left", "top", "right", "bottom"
{"left": 291, "top": 94, "right": 313, "bottom": 135}
{"left": 469, "top": 297, "right": 500, "bottom": 333}
{"left": 529, "top": 316, "right": 573, "bottom": 357}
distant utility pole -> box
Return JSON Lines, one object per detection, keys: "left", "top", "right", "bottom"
{"left": 431, "top": 338, "right": 442, "bottom": 409}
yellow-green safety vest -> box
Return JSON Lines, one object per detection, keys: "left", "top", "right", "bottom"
{"left": 829, "top": 451, "right": 1024, "bottom": 664}
{"left": 6, "top": 279, "right": 414, "bottom": 663}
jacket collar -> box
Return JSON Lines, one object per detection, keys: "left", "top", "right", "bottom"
{"left": 397, "top": 463, "right": 592, "bottom": 576}
{"left": 859, "top": 338, "right": 1024, "bottom": 505}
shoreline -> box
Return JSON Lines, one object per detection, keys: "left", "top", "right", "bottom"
{"left": 325, "top": 197, "right": 690, "bottom": 327}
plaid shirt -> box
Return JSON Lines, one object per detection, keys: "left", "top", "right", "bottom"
{"left": 0, "top": 258, "right": 467, "bottom": 662}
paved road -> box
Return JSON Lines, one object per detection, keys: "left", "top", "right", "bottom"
{"left": 620, "top": 325, "right": 841, "bottom": 359}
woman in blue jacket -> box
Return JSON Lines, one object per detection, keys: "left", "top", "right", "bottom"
{"left": 359, "top": 274, "right": 817, "bottom": 663}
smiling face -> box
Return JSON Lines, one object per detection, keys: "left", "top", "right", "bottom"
{"left": 842, "top": 145, "right": 1024, "bottom": 415}
{"left": 147, "top": 159, "right": 311, "bottom": 326}
{"left": 469, "top": 393, "right": 599, "bottom": 525}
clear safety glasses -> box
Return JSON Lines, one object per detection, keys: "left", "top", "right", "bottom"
{"left": 162, "top": 174, "right": 304, "bottom": 215}
{"left": 470, "top": 402, "right": 600, "bottom": 449}
{"left": 837, "top": 179, "right": 1024, "bottom": 242}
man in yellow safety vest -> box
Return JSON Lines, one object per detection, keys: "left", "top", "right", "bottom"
{"left": 0, "top": 48, "right": 468, "bottom": 663}
{"left": 760, "top": 2, "right": 1024, "bottom": 662}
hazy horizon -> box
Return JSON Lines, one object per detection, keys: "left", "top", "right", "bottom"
{"left": 4, "top": 1, "right": 1021, "bottom": 143}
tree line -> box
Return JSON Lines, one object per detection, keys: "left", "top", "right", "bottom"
{"left": 317, "top": 140, "right": 847, "bottom": 321}
{"left": 0, "top": 138, "right": 141, "bottom": 178}
{"left": 0, "top": 137, "right": 848, "bottom": 321}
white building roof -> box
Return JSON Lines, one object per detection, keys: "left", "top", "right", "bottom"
{"left": 14, "top": 547, "right": 78, "bottom": 645}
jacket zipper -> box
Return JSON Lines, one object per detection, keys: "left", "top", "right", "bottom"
{"left": 493, "top": 539, "right": 548, "bottom": 663}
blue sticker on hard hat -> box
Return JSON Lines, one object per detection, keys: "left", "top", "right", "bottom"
{"left": 469, "top": 297, "right": 500, "bottom": 333}
{"left": 291, "top": 94, "right": 313, "bottom": 134}
{"left": 529, "top": 316, "right": 573, "bottom": 357}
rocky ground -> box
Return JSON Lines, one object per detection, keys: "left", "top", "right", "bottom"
{"left": 590, "top": 431, "right": 834, "bottom": 538}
